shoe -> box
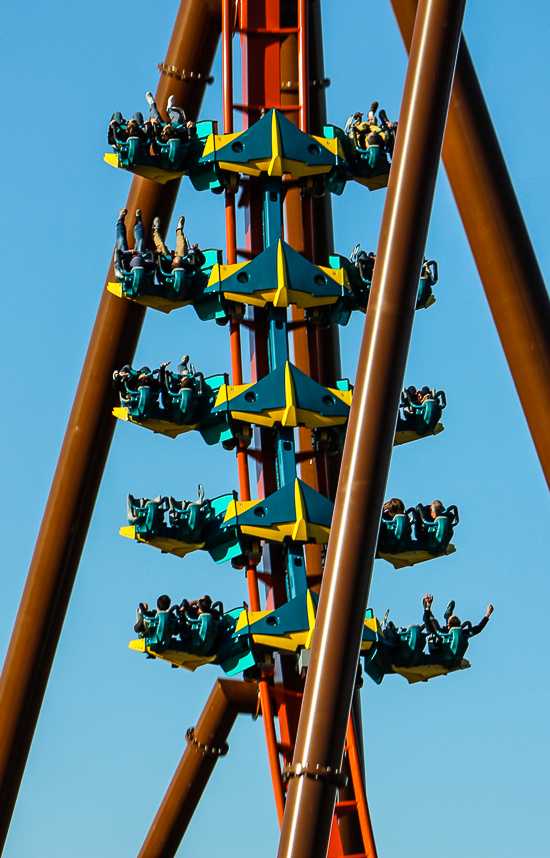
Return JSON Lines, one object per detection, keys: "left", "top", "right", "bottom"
{"left": 118, "top": 207, "right": 127, "bottom": 220}
{"left": 153, "top": 217, "right": 161, "bottom": 230}
{"left": 135, "top": 209, "right": 142, "bottom": 221}
{"left": 167, "top": 94, "right": 175, "bottom": 110}
{"left": 444, "top": 600, "right": 456, "bottom": 621}
{"left": 145, "top": 91, "right": 155, "bottom": 106}
{"left": 422, "top": 594, "right": 432, "bottom": 610}
{"left": 177, "top": 216, "right": 185, "bottom": 231}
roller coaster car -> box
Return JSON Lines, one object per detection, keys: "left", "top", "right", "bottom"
{"left": 377, "top": 504, "right": 459, "bottom": 568}
{"left": 198, "top": 108, "right": 343, "bottom": 183}
{"left": 362, "top": 612, "right": 471, "bottom": 684}
{"left": 117, "top": 367, "right": 200, "bottom": 425}
{"left": 113, "top": 370, "right": 249, "bottom": 447}
{"left": 129, "top": 590, "right": 379, "bottom": 677}
{"left": 121, "top": 478, "right": 333, "bottom": 567}
{"left": 108, "top": 248, "right": 223, "bottom": 315}
{"left": 124, "top": 486, "right": 227, "bottom": 553}
{"left": 322, "top": 124, "right": 391, "bottom": 193}
{"left": 105, "top": 119, "right": 217, "bottom": 185}
{"left": 395, "top": 386, "right": 446, "bottom": 444}
{"left": 122, "top": 487, "right": 260, "bottom": 565}
{"left": 115, "top": 360, "right": 350, "bottom": 448}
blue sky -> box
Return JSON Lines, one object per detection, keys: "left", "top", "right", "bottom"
{"left": 2, "top": 0, "right": 550, "bottom": 856}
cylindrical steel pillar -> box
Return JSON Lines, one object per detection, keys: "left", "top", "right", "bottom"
{"left": 136, "top": 680, "right": 258, "bottom": 858}
{"left": 391, "top": 0, "right": 550, "bottom": 489}
{"left": 277, "top": 1, "right": 466, "bottom": 855}
{"left": 0, "top": 2, "right": 221, "bottom": 850}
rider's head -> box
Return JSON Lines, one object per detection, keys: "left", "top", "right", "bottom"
{"left": 157, "top": 595, "right": 171, "bottom": 611}
{"left": 198, "top": 595, "right": 212, "bottom": 614}
{"left": 430, "top": 500, "right": 445, "bottom": 519}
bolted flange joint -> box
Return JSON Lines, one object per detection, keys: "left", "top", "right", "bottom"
{"left": 185, "top": 727, "right": 229, "bottom": 757}
{"left": 282, "top": 761, "right": 348, "bottom": 787}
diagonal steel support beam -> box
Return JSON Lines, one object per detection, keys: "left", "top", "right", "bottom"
{"left": 392, "top": 0, "right": 550, "bottom": 489}
{"left": 276, "top": 0, "right": 466, "bottom": 855}
{"left": 136, "top": 680, "right": 259, "bottom": 858}
{"left": 0, "top": 2, "right": 221, "bottom": 850}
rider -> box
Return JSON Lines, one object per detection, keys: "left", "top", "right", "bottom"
{"left": 151, "top": 215, "right": 206, "bottom": 273}
{"left": 134, "top": 594, "right": 173, "bottom": 634}
{"left": 145, "top": 92, "right": 196, "bottom": 142}
{"left": 382, "top": 498, "right": 406, "bottom": 520}
{"left": 114, "top": 207, "right": 155, "bottom": 277}
{"left": 422, "top": 593, "right": 494, "bottom": 652}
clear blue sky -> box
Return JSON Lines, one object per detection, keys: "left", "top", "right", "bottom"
{"left": 2, "top": 1, "right": 550, "bottom": 856}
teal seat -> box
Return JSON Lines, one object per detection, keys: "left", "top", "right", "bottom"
{"left": 395, "top": 624, "right": 426, "bottom": 668}
{"left": 378, "top": 513, "right": 412, "bottom": 552}
{"left": 144, "top": 611, "right": 179, "bottom": 651}
{"left": 168, "top": 488, "right": 213, "bottom": 542}
{"left": 127, "top": 495, "right": 168, "bottom": 539}
{"left": 437, "top": 627, "right": 470, "bottom": 670}
{"left": 127, "top": 385, "right": 154, "bottom": 420}
{"left": 114, "top": 257, "right": 156, "bottom": 299}
{"left": 190, "top": 613, "right": 220, "bottom": 655}
{"left": 427, "top": 515, "right": 454, "bottom": 554}
{"left": 412, "top": 503, "right": 459, "bottom": 554}
{"left": 127, "top": 136, "right": 146, "bottom": 166}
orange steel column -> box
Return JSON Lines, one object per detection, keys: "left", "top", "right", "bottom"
{"left": 222, "top": 0, "right": 258, "bottom": 612}
{"left": 259, "top": 680, "right": 286, "bottom": 825}
{"left": 277, "top": 0, "right": 466, "bottom": 855}
{"left": 391, "top": 0, "right": 550, "bottom": 490}
{"left": 345, "top": 714, "right": 378, "bottom": 858}
{"left": 136, "top": 680, "right": 258, "bottom": 858}
{"left": 297, "top": 0, "right": 309, "bottom": 132}
{"left": 0, "top": 2, "right": 221, "bottom": 852}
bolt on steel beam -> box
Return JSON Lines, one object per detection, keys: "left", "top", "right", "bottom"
{"left": 276, "top": 0, "right": 467, "bottom": 856}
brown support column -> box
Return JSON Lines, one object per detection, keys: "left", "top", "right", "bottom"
{"left": 276, "top": 1, "right": 466, "bottom": 855}
{"left": 136, "top": 680, "right": 259, "bottom": 858}
{"left": 391, "top": 0, "right": 550, "bottom": 489}
{"left": 0, "top": 2, "right": 221, "bottom": 850}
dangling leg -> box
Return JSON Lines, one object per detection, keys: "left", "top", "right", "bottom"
{"left": 145, "top": 92, "right": 163, "bottom": 123}
{"left": 151, "top": 217, "right": 170, "bottom": 256}
{"left": 176, "top": 216, "right": 190, "bottom": 257}
{"left": 116, "top": 209, "right": 128, "bottom": 251}
{"left": 133, "top": 210, "right": 144, "bottom": 253}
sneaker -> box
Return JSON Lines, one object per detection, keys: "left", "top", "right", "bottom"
{"left": 444, "top": 600, "right": 456, "bottom": 621}
{"left": 145, "top": 92, "right": 155, "bottom": 106}
{"left": 153, "top": 217, "right": 161, "bottom": 230}
{"left": 177, "top": 216, "right": 185, "bottom": 231}
{"left": 135, "top": 209, "right": 142, "bottom": 221}
{"left": 118, "top": 207, "right": 127, "bottom": 220}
